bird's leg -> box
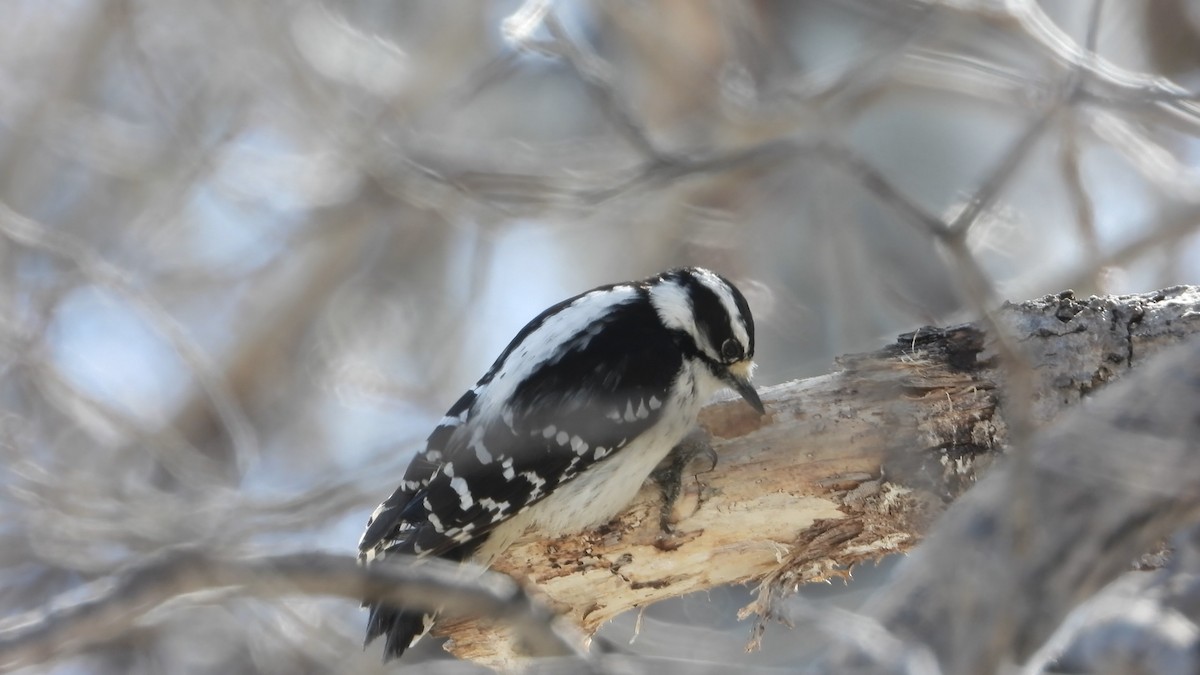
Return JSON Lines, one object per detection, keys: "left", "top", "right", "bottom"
{"left": 650, "top": 430, "right": 718, "bottom": 534}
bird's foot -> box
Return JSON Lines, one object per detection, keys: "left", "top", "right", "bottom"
{"left": 651, "top": 430, "right": 718, "bottom": 535}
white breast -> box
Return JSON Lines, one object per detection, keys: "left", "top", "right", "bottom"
{"left": 473, "top": 360, "right": 725, "bottom": 565}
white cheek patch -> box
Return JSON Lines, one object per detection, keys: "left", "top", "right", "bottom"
{"left": 649, "top": 279, "right": 700, "bottom": 343}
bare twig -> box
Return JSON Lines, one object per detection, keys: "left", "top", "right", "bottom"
{"left": 540, "top": 12, "right": 667, "bottom": 162}
{"left": 1060, "top": 121, "right": 1100, "bottom": 275}
{"left": 944, "top": 107, "right": 1056, "bottom": 241}
{"left": 0, "top": 201, "right": 259, "bottom": 470}
{"left": 0, "top": 550, "right": 587, "bottom": 671}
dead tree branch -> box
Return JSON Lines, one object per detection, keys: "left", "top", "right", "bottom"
{"left": 440, "top": 286, "right": 1200, "bottom": 665}
{"left": 819, "top": 311, "right": 1200, "bottom": 673}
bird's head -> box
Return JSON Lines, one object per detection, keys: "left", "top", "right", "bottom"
{"left": 648, "top": 267, "right": 764, "bottom": 414}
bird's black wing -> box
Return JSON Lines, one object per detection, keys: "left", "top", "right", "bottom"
{"left": 359, "top": 291, "right": 683, "bottom": 662}
{"left": 360, "top": 295, "right": 683, "bottom": 561}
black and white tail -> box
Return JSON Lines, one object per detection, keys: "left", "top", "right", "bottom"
{"left": 364, "top": 603, "right": 431, "bottom": 661}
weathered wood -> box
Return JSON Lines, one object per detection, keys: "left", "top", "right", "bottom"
{"left": 440, "top": 286, "right": 1200, "bottom": 665}
{"left": 820, "top": 312, "right": 1200, "bottom": 673}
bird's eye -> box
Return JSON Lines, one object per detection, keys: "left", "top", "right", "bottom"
{"left": 721, "top": 339, "right": 743, "bottom": 361}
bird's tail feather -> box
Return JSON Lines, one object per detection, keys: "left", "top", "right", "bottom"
{"left": 365, "top": 602, "right": 432, "bottom": 662}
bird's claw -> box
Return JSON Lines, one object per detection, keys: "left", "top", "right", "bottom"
{"left": 651, "top": 432, "right": 718, "bottom": 534}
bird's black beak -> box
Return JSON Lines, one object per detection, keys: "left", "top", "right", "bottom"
{"left": 724, "top": 361, "right": 764, "bottom": 415}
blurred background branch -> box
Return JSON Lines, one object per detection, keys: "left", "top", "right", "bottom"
{"left": 0, "top": 550, "right": 586, "bottom": 671}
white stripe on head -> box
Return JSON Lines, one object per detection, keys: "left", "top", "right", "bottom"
{"left": 691, "top": 268, "right": 750, "bottom": 349}
{"left": 648, "top": 275, "right": 701, "bottom": 345}
{"left": 649, "top": 268, "right": 752, "bottom": 362}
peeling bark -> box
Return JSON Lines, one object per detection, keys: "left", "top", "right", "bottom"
{"left": 439, "top": 286, "right": 1200, "bottom": 666}
{"left": 821, "top": 313, "right": 1200, "bottom": 673}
